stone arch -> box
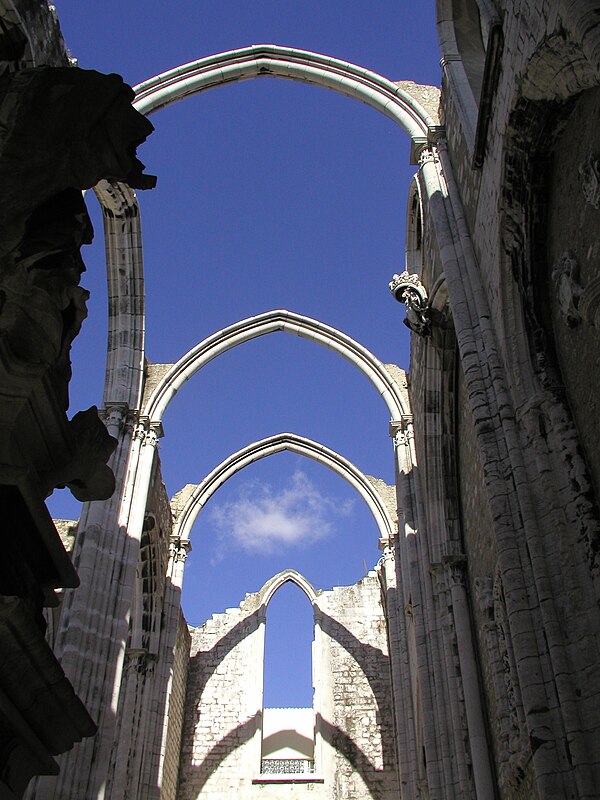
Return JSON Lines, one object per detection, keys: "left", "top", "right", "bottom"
{"left": 99, "top": 45, "right": 438, "bottom": 411}
{"left": 133, "top": 44, "right": 434, "bottom": 157}
{"left": 172, "top": 432, "right": 396, "bottom": 545}
{"left": 258, "top": 568, "right": 319, "bottom": 610}
{"left": 143, "top": 309, "right": 408, "bottom": 426}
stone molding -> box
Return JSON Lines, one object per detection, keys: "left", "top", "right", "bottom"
{"left": 143, "top": 309, "right": 409, "bottom": 424}
{"left": 171, "top": 432, "right": 396, "bottom": 543}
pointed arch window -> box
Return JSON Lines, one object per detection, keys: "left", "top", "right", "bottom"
{"left": 253, "top": 573, "right": 324, "bottom": 783}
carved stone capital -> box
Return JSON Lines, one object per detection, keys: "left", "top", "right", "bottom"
{"left": 417, "top": 146, "right": 439, "bottom": 167}
{"left": 389, "top": 271, "right": 431, "bottom": 336}
{"left": 389, "top": 415, "right": 414, "bottom": 447}
{"left": 134, "top": 422, "right": 160, "bottom": 448}
{"left": 99, "top": 402, "right": 137, "bottom": 438}
{"left": 379, "top": 538, "right": 396, "bottom": 563}
{"left": 169, "top": 535, "right": 191, "bottom": 564}
{"left": 430, "top": 554, "right": 468, "bottom": 589}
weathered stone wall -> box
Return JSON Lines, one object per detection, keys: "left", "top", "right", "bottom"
{"left": 544, "top": 85, "right": 600, "bottom": 499}
{"left": 177, "top": 590, "right": 264, "bottom": 799}
{"left": 316, "top": 574, "right": 399, "bottom": 800}
{"left": 177, "top": 573, "right": 397, "bottom": 799}
{"left": 160, "top": 610, "right": 191, "bottom": 800}
{"left": 415, "top": 1, "right": 600, "bottom": 797}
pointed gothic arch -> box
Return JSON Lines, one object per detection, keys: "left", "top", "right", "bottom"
{"left": 144, "top": 310, "right": 408, "bottom": 426}
{"left": 98, "top": 45, "right": 438, "bottom": 410}
{"left": 133, "top": 44, "right": 434, "bottom": 155}
{"left": 172, "top": 432, "right": 396, "bottom": 545}
{"left": 258, "top": 568, "right": 319, "bottom": 609}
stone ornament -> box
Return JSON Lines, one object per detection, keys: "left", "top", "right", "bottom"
{"left": 389, "top": 271, "right": 431, "bottom": 336}
{"left": 579, "top": 153, "right": 600, "bottom": 209}
{"left": 552, "top": 251, "right": 600, "bottom": 328}
{"left": 552, "top": 252, "right": 582, "bottom": 326}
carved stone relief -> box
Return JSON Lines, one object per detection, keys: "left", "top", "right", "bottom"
{"left": 579, "top": 153, "right": 600, "bottom": 209}
{"left": 551, "top": 251, "right": 600, "bottom": 329}
{"left": 552, "top": 252, "right": 582, "bottom": 327}
{"left": 389, "top": 271, "right": 431, "bottom": 336}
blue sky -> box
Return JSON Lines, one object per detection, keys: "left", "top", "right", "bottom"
{"left": 50, "top": 1, "right": 440, "bottom": 707}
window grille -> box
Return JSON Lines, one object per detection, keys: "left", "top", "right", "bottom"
{"left": 260, "top": 759, "right": 315, "bottom": 775}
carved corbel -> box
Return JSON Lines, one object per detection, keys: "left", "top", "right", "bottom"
{"left": 552, "top": 251, "right": 600, "bottom": 328}
{"left": 389, "top": 271, "right": 431, "bottom": 336}
{"left": 579, "top": 153, "right": 600, "bottom": 209}
{"left": 169, "top": 535, "right": 191, "bottom": 564}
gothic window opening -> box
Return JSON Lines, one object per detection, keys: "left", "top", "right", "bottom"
{"left": 260, "top": 580, "right": 316, "bottom": 778}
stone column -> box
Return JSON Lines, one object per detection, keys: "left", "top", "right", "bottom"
{"left": 431, "top": 554, "right": 496, "bottom": 799}
{"left": 378, "top": 535, "right": 418, "bottom": 799}
{"left": 32, "top": 418, "right": 160, "bottom": 800}
{"left": 150, "top": 536, "right": 192, "bottom": 800}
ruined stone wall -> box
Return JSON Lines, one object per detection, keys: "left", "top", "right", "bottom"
{"left": 177, "top": 590, "right": 265, "bottom": 799}
{"left": 160, "top": 610, "right": 191, "bottom": 800}
{"left": 177, "top": 573, "right": 397, "bottom": 799}
{"left": 544, "top": 85, "right": 600, "bottom": 498}
{"left": 415, "top": 1, "right": 600, "bottom": 797}
{"left": 315, "top": 574, "right": 399, "bottom": 800}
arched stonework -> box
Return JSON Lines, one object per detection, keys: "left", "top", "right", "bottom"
{"left": 143, "top": 309, "right": 409, "bottom": 427}
{"left": 133, "top": 45, "right": 434, "bottom": 154}
{"left": 97, "top": 47, "right": 441, "bottom": 416}
{"left": 170, "top": 433, "right": 396, "bottom": 545}
{"left": 257, "top": 568, "right": 319, "bottom": 609}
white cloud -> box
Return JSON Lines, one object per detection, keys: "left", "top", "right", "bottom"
{"left": 208, "top": 470, "right": 354, "bottom": 560}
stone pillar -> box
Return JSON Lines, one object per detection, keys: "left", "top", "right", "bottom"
{"left": 150, "top": 536, "right": 192, "bottom": 800}
{"left": 430, "top": 555, "right": 495, "bottom": 799}
{"left": 32, "top": 418, "right": 160, "bottom": 799}
{"left": 378, "top": 536, "right": 419, "bottom": 799}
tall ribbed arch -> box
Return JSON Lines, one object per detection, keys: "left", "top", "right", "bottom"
{"left": 144, "top": 309, "right": 408, "bottom": 427}
{"left": 172, "top": 432, "right": 396, "bottom": 545}
{"left": 99, "top": 45, "right": 438, "bottom": 409}
{"left": 133, "top": 45, "right": 433, "bottom": 153}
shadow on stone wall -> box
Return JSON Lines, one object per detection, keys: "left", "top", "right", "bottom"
{"left": 180, "top": 713, "right": 261, "bottom": 795}
{"left": 177, "top": 603, "right": 397, "bottom": 796}
{"left": 177, "top": 610, "right": 261, "bottom": 795}
{"left": 317, "top": 714, "right": 381, "bottom": 799}
{"left": 318, "top": 610, "right": 398, "bottom": 778}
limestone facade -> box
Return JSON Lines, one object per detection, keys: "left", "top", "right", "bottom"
{"left": 178, "top": 570, "right": 398, "bottom": 800}
{"left": 2, "top": 1, "right": 600, "bottom": 798}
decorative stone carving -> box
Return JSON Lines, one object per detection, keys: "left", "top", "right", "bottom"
{"left": 0, "top": 65, "right": 155, "bottom": 500}
{"left": 579, "top": 153, "right": 600, "bottom": 209}
{"left": 39, "top": 406, "right": 116, "bottom": 501}
{"left": 552, "top": 252, "right": 582, "bottom": 326}
{"left": 0, "top": 59, "right": 156, "bottom": 797}
{"left": 389, "top": 271, "right": 431, "bottom": 336}
{"left": 169, "top": 536, "right": 191, "bottom": 564}
{"left": 551, "top": 251, "right": 600, "bottom": 329}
